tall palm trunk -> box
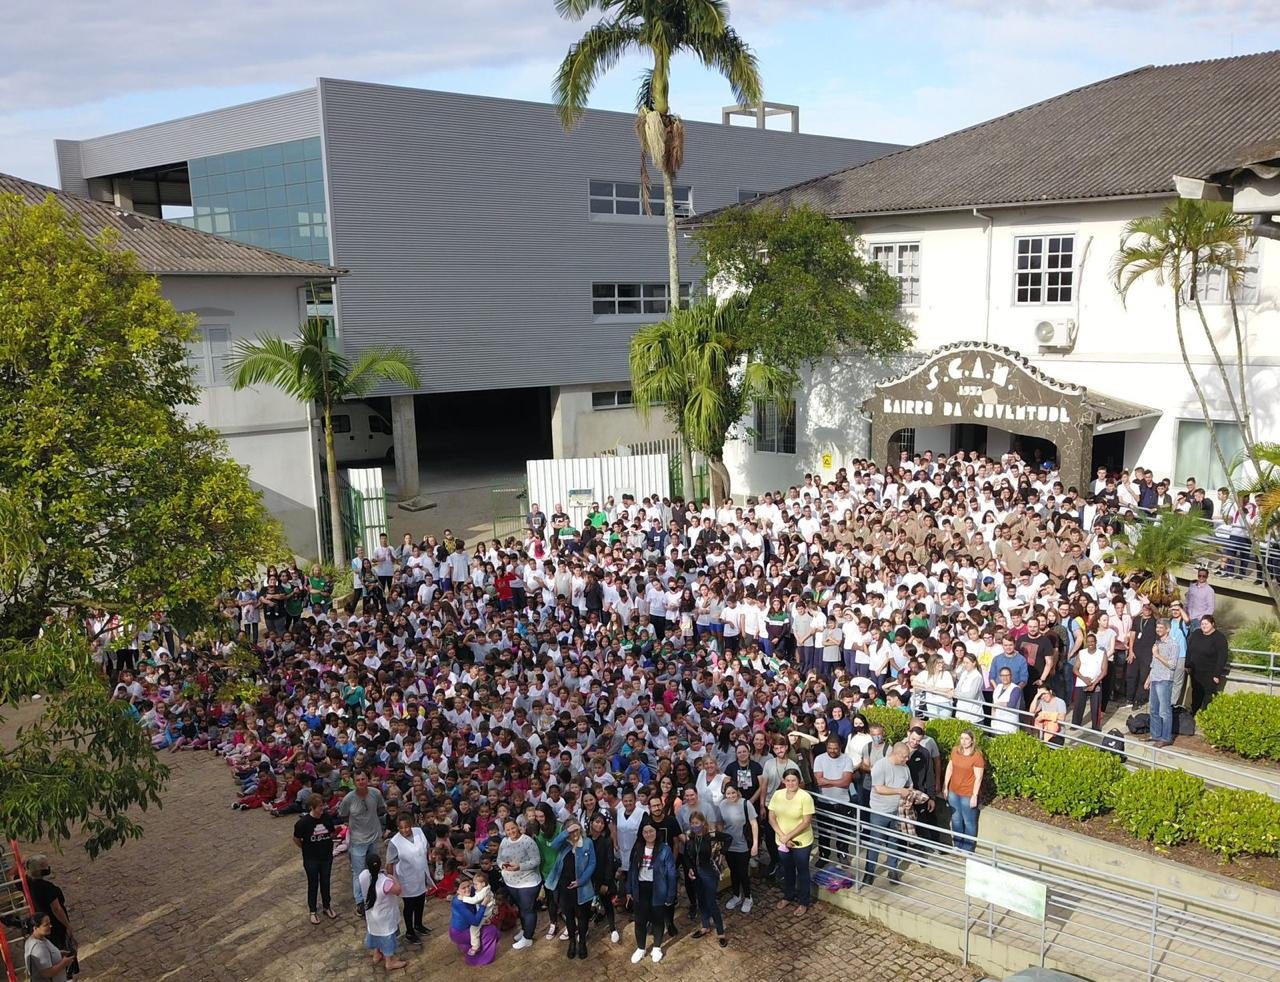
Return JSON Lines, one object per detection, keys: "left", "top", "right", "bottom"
{"left": 323, "top": 406, "right": 347, "bottom": 570}
{"left": 680, "top": 438, "right": 696, "bottom": 503}
{"left": 663, "top": 167, "right": 680, "bottom": 315}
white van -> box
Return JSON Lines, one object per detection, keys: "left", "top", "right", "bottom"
{"left": 317, "top": 401, "right": 394, "bottom": 464}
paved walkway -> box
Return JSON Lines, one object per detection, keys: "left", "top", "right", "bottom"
{"left": 28, "top": 752, "right": 979, "bottom": 981}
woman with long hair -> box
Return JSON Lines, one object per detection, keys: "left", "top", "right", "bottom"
{"left": 545, "top": 818, "right": 597, "bottom": 959}
{"left": 359, "top": 853, "right": 407, "bottom": 971}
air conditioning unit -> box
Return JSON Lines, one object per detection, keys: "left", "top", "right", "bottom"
{"left": 1034, "top": 319, "right": 1076, "bottom": 352}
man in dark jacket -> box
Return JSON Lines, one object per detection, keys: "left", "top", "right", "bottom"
{"left": 1184, "top": 615, "right": 1230, "bottom": 714}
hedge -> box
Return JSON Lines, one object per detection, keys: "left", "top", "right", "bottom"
{"left": 862, "top": 706, "right": 911, "bottom": 744}
{"left": 1187, "top": 788, "right": 1280, "bottom": 859}
{"left": 983, "top": 731, "right": 1048, "bottom": 798}
{"left": 923, "top": 718, "right": 987, "bottom": 758}
{"left": 1196, "top": 692, "right": 1280, "bottom": 762}
{"left": 1026, "top": 744, "right": 1128, "bottom": 820}
{"left": 1112, "top": 769, "right": 1205, "bottom": 847}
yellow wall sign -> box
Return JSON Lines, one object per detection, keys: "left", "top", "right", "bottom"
{"left": 821, "top": 452, "right": 833, "bottom": 469}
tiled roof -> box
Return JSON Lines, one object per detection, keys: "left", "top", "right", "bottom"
{"left": 704, "top": 50, "right": 1280, "bottom": 219}
{"left": 0, "top": 172, "right": 344, "bottom": 278}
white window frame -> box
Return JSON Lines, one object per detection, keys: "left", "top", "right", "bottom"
{"left": 869, "top": 241, "right": 921, "bottom": 307}
{"left": 589, "top": 180, "right": 693, "bottom": 219}
{"left": 187, "top": 324, "right": 232, "bottom": 388}
{"left": 1014, "top": 234, "right": 1075, "bottom": 305}
{"left": 753, "top": 399, "right": 796, "bottom": 455}
{"left": 592, "top": 282, "right": 690, "bottom": 319}
{"left": 1184, "top": 244, "right": 1261, "bottom": 306}
{"left": 591, "top": 389, "right": 635, "bottom": 410}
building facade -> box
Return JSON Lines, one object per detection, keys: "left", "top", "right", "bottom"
{"left": 718, "top": 51, "right": 1280, "bottom": 497}
{"left": 55, "top": 81, "right": 899, "bottom": 492}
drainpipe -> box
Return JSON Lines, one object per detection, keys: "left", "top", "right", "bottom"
{"left": 973, "top": 208, "right": 993, "bottom": 342}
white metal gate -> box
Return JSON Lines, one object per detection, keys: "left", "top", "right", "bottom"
{"left": 527, "top": 454, "right": 670, "bottom": 530}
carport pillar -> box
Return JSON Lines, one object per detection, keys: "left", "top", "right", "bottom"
{"left": 391, "top": 395, "right": 420, "bottom": 498}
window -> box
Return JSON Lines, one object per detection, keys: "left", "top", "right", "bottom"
{"left": 754, "top": 399, "right": 796, "bottom": 454}
{"left": 738, "top": 190, "right": 764, "bottom": 203}
{"left": 591, "top": 389, "right": 634, "bottom": 410}
{"left": 368, "top": 415, "right": 391, "bottom": 434}
{"left": 889, "top": 427, "right": 916, "bottom": 460}
{"left": 331, "top": 414, "right": 351, "bottom": 434}
{"left": 592, "top": 282, "right": 690, "bottom": 317}
{"left": 1015, "top": 235, "right": 1074, "bottom": 304}
{"left": 186, "top": 325, "right": 232, "bottom": 388}
{"left": 589, "top": 180, "right": 693, "bottom": 217}
{"left": 1185, "top": 245, "right": 1261, "bottom": 305}
{"left": 870, "top": 242, "right": 921, "bottom": 306}
{"left": 303, "top": 282, "right": 336, "bottom": 338}
{"left": 1175, "top": 420, "right": 1244, "bottom": 490}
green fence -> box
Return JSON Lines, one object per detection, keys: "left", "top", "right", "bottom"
{"left": 491, "top": 485, "right": 528, "bottom": 541}
{"left": 668, "top": 459, "right": 709, "bottom": 503}
{"left": 318, "top": 481, "right": 388, "bottom": 563}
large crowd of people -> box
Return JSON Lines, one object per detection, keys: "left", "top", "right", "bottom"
{"left": 82, "top": 448, "right": 1250, "bottom": 971}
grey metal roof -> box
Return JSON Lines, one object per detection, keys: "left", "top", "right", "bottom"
{"left": 705, "top": 50, "right": 1280, "bottom": 219}
{"left": 0, "top": 172, "right": 344, "bottom": 278}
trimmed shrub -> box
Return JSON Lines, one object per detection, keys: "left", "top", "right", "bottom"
{"left": 924, "top": 718, "right": 986, "bottom": 757}
{"left": 1112, "top": 769, "right": 1205, "bottom": 847}
{"left": 1188, "top": 788, "right": 1280, "bottom": 859}
{"left": 1028, "top": 744, "right": 1127, "bottom": 820}
{"left": 984, "top": 731, "right": 1049, "bottom": 798}
{"left": 1196, "top": 692, "right": 1280, "bottom": 762}
{"left": 862, "top": 706, "right": 910, "bottom": 744}
{"left": 1228, "top": 619, "right": 1280, "bottom": 668}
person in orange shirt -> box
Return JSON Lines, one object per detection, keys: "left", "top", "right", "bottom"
{"left": 943, "top": 730, "right": 986, "bottom": 852}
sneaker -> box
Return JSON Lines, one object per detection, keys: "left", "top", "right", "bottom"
{"left": 652, "top": 947, "right": 664, "bottom": 963}
{"left": 558, "top": 928, "right": 570, "bottom": 941}
{"left": 355, "top": 902, "right": 365, "bottom": 918}
{"left": 544, "top": 925, "right": 557, "bottom": 941}
{"left": 404, "top": 932, "right": 422, "bottom": 946}
{"left": 725, "top": 895, "right": 741, "bottom": 910}
{"left": 512, "top": 937, "right": 533, "bottom": 950}
{"left": 512, "top": 931, "right": 524, "bottom": 944}
{"left": 631, "top": 948, "right": 646, "bottom": 964}
{"left": 610, "top": 930, "right": 620, "bottom": 944}
{"left": 741, "top": 897, "right": 753, "bottom": 914}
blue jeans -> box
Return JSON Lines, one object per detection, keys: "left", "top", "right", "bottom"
{"left": 779, "top": 843, "right": 812, "bottom": 906}
{"left": 947, "top": 792, "right": 979, "bottom": 852}
{"left": 349, "top": 838, "right": 374, "bottom": 904}
{"left": 695, "top": 868, "right": 724, "bottom": 933}
{"left": 508, "top": 883, "right": 540, "bottom": 940}
{"left": 864, "top": 811, "right": 902, "bottom": 880}
{"left": 1149, "top": 679, "right": 1174, "bottom": 744}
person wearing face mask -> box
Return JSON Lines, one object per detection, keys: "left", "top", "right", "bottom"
{"left": 855, "top": 724, "right": 888, "bottom": 810}
{"left": 683, "top": 811, "right": 731, "bottom": 947}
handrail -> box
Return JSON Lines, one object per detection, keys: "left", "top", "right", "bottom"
{"left": 808, "top": 798, "right": 1280, "bottom": 982}
{"left": 909, "top": 690, "right": 1280, "bottom": 799}
{"left": 1228, "top": 648, "right": 1279, "bottom": 695}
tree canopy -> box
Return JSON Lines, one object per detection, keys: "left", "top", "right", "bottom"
{"left": 693, "top": 203, "right": 914, "bottom": 375}
{"left": 0, "top": 193, "right": 281, "bottom": 855}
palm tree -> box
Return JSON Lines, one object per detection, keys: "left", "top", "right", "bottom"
{"left": 1236, "top": 442, "right": 1280, "bottom": 536}
{"left": 630, "top": 295, "right": 787, "bottom": 502}
{"left": 1112, "top": 199, "right": 1276, "bottom": 605}
{"left": 1110, "top": 510, "right": 1218, "bottom": 610}
{"left": 226, "top": 315, "right": 420, "bottom": 569}
{"left": 554, "top": 0, "right": 763, "bottom": 496}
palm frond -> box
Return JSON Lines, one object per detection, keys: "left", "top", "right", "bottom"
{"left": 341, "top": 346, "right": 422, "bottom": 399}
{"left": 688, "top": 26, "right": 762, "bottom": 107}
{"left": 554, "top": 0, "right": 601, "bottom": 21}
{"left": 1110, "top": 510, "right": 1218, "bottom": 603}
{"left": 225, "top": 335, "right": 318, "bottom": 401}
{"left": 553, "top": 20, "right": 640, "bottom": 128}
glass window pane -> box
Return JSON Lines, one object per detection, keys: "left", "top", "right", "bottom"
{"left": 592, "top": 391, "right": 615, "bottom": 409}
{"left": 589, "top": 198, "right": 613, "bottom": 214}
{"left": 615, "top": 183, "right": 639, "bottom": 198}
{"left": 617, "top": 298, "right": 642, "bottom": 314}
{"left": 592, "top": 284, "right": 614, "bottom": 299}
{"left": 282, "top": 140, "right": 306, "bottom": 163}
{"left": 261, "top": 144, "right": 284, "bottom": 166}
{"left": 592, "top": 301, "right": 615, "bottom": 315}
{"left": 589, "top": 181, "right": 613, "bottom": 197}
{"left": 616, "top": 199, "right": 640, "bottom": 215}
{"left": 616, "top": 284, "right": 641, "bottom": 298}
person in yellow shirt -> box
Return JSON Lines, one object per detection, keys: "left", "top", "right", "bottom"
{"left": 767, "top": 768, "right": 815, "bottom": 912}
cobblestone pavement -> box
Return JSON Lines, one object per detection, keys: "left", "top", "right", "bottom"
{"left": 27, "top": 752, "right": 981, "bottom": 981}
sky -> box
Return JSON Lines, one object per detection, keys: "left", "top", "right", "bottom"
{"left": 3, "top": 0, "right": 1280, "bottom": 187}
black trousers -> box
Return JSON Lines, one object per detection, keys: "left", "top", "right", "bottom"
{"left": 725, "top": 849, "right": 751, "bottom": 898}
{"left": 760, "top": 811, "right": 780, "bottom": 870}
{"left": 558, "top": 885, "right": 591, "bottom": 947}
{"left": 1126, "top": 649, "right": 1153, "bottom": 707}
{"left": 1189, "top": 673, "right": 1220, "bottom": 715}
{"left": 402, "top": 893, "right": 426, "bottom": 934}
{"left": 303, "top": 855, "right": 333, "bottom": 912}
{"left": 633, "top": 881, "right": 666, "bottom": 950}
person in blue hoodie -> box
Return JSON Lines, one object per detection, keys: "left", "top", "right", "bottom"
{"left": 544, "top": 818, "right": 596, "bottom": 960}
{"left": 626, "top": 822, "right": 677, "bottom": 965}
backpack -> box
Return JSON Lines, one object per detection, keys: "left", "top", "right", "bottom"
{"left": 1174, "top": 706, "right": 1196, "bottom": 736}
{"left": 1101, "top": 728, "right": 1127, "bottom": 762}
{"left": 1125, "top": 712, "right": 1150, "bottom": 735}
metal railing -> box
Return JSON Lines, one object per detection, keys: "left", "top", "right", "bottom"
{"left": 1228, "top": 648, "right": 1279, "bottom": 696}
{"left": 809, "top": 799, "right": 1280, "bottom": 982}
{"left": 917, "top": 691, "right": 1280, "bottom": 800}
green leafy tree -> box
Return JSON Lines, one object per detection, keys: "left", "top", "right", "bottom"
{"left": 1113, "top": 199, "right": 1276, "bottom": 609}
{"left": 695, "top": 203, "right": 915, "bottom": 370}
{"left": 554, "top": 0, "right": 762, "bottom": 495}
{"left": 227, "top": 319, "right": 420, "bottom": 570}
{"left": 0, "top": 193, "right": 281, "bottom": 855}
{"left": 630, "top": 296, "right": 789, "bottom": 500}
{"left": 1110, "top": 510, "right": 1217, "bottom": 609}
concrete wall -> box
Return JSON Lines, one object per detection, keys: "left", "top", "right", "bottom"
{"left": 551, "top": 383, "right": 676, "bottom": 458}
{"left": 161, "top": 276, "right": 320, "bottom": 556}
{"left": 724, "top": 198, "right": 1280, "bottom": 488}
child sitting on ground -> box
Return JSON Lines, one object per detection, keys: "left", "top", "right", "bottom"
{"left": 457, "top": 870, "right": 495, "bottom": 957}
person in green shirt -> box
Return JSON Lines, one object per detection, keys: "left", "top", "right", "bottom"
{"left": 284, "top": 577, "right": 306, "bottom": 630}
{"left": 308, "top": 565, "right": 333, "bottom": 612}
{"left": 976, "top": 577, "right": 998, "bottom": 603}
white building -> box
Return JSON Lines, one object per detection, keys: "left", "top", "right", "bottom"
{"left": 1, "top": 173, "right": 342, "bottom": 555}
{"left": 717, "top": 50, "right": 1280, "bottom": 497}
